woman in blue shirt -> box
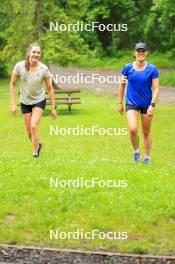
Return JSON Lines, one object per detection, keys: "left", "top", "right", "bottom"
{"left": 118, "top": 42, "right": 159, "bottom": 163}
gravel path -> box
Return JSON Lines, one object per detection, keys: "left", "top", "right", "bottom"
{"left": 0, "top": 246, "right": 175, "bottom": 264}
{"left": 50, "top": 66, "right": 175, "bottom": 105}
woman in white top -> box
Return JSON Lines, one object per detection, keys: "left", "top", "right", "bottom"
{"left": 10, "top": 43, "right": 57, "bottom": 158}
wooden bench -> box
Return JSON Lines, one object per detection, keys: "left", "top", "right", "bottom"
{"left": 18, "top": 82, "right": 81, "bottom": 113}
{"left": 46, "top": 89, "right": 81, "bottom": 112}
{"left": 45, "top": 80, "right": 81, "bottom": 112}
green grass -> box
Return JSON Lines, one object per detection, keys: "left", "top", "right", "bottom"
{"left": 0, "top": 79, "right": 175, "bottom": 255}
{"left": 160, "top": 71, "right": 175, "bottom": 87}
{"left": 75, "top": 51, "right": 175, "bottom": 70}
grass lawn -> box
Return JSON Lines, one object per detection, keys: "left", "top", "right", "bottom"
{"left": 76, "top": 52, "right": 175, "bottom": 71}
{"left": 0, "top": 78, "right": 175, "bottom": 255}
{"left": 159, "top": 71, "right": 175, "bottom": 88}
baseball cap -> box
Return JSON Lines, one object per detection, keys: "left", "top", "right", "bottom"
{"left": 135, "top": 42, "right": 148, "bottom": 50}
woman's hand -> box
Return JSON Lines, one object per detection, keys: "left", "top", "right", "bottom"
{"left": 11, "top": 104, "right": 17, "bottom": 115}
{"left": 51, "top": 109, "right": 57, "bottom": 119}
{"left": 147, "top": 105, "right": 154, "bottom": 116}
{"left": 118, "top": 103, "right": 124, "bottom": 114}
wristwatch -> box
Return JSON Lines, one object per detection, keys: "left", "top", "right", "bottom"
{"left": 151, "top": 103, "right": 155, "bottom": 107}
{"left": 52, "top": 105, "right": 57, "bottom": 110}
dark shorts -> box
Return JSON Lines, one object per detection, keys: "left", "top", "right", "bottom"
{"left": 20, "top": 98, "right": 46, "bottom": 114}
{"left": 126, "top": 104, "right": 148, "bottom": 114}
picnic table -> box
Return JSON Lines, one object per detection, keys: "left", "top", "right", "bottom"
{"left": 46, "top": 81, "right": 81, "bottom": 112}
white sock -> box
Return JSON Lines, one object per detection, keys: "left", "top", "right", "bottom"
{"left": 33, "top": 151, "right": 38, "bottom": 156}
{"left": 134, "top": 149, "right": 140, "bottom": 154}
{"left": 144, "top": 155, "right": 150, "bottom": 160}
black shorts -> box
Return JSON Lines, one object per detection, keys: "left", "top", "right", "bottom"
{"left": 126, "top": 104, "right": 148, "bottom": 114}
{"left": 20, "top": 98, "right": 46, "bottom": 114}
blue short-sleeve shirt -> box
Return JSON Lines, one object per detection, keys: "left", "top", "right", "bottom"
{"left": 122, "top": 62, "right": 159, "bottom": 108}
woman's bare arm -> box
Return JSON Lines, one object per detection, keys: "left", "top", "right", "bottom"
{"left": 10, "top": 74, "right": 18, "bottom": 115}
{"left": 147, "top": 78, "right": 160, "bottom": 116}
{"left": 118, "top": 75, "right": 127, "bottom": 114}
{"left": 44, "top": 77, "right": 57, "bottom": 119}
{"left": 152, "top": 78, "right": 159, "bottom": 104}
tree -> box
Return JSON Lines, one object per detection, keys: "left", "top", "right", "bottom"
{"left": 145, "top": 0, "right": 175, "bottom": 51}
{"left": 0, "top": 0, "right": 93, "bottom": 66}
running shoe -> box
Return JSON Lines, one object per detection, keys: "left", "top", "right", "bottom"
{"left": 144, "top": 157, "right": 150, "bottom": 164}
{"left": 33, "top": 143, "right": 42, "bottom": 158}
{"left": 133, "top": 152, "right": 141, "bottom": 163}
{"left": 38, "top": 142, "right": 42, "bottom": 156}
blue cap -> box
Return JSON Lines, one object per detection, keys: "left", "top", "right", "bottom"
{"left": 135, "top": 42, "right": 148, "bottom": 50}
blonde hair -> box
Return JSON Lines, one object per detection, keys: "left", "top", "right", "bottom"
{"left": 25, "top": 43, "right": 41, "bottom": 71}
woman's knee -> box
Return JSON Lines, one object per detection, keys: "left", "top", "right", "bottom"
{"left": 31, "top": 122, "right": 38, "bottom": 132}
{"left": 142, "top": 129, "right": 151, "bottom": 138}
{"left": 129, "top": 126, "right": 138, "bottom": 136}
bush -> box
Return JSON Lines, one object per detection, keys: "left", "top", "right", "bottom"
{"left": 0, "top": 60, "right": 8, "bottom": 77}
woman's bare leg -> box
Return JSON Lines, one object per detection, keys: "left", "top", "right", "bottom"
{"left": 23, "top": 112, "right": 32, "bottom": 140}
{"left": 141, "top": 114, "right": 153, "bottom": 156}
{"left": 30, "top": 107, "right": 43, "bottom": 153}
{"left": 127, "top": 110, "right": 139, "bottom": 151}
